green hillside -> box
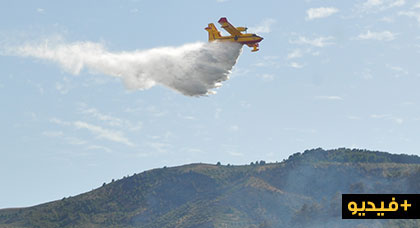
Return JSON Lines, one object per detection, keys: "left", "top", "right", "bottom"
{"left": 0, "top": 148, "right": 419, "bottom": 228}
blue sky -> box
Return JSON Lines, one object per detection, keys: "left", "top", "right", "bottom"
{"left": 2, "top": 0, "right": 420, "bottom": 208}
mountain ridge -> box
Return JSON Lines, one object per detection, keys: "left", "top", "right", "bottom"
{"left": 1, "top": 148, "right": 419, "bottom": 228}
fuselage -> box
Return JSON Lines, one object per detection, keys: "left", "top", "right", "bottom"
{"left": 214, "top": 33, "right": 263, "bottom": 45}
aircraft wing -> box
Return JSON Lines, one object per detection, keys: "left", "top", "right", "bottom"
{"left": 218, "top": 17, "right": 242, "bottom": 37}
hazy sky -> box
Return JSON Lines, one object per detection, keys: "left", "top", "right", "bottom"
{"left": 2, "top": 0, "right": 420, "bottom": 208}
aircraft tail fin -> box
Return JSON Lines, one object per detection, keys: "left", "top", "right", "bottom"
{"left": 205, "top": 23, "right": 222, "bottom": 41}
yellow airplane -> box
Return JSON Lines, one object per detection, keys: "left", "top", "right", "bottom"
{"left": 205, "top": 17, "right": 264, "bottom": 52}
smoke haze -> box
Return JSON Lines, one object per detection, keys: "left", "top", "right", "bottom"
{"left": 4, "top": 39, "right": 243, "bottom": 96}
